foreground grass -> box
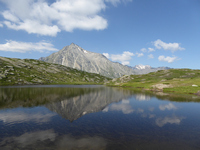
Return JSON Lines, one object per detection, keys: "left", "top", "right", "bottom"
{"left": 0, "top": 57, "right": 111, "bottom": 86}
{"left": 106, "top": 69, "right": 200, "bottom": 95}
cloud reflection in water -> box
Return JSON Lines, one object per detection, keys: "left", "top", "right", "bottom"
{"left": 156, "top": 116, "right": 185, "bottom": 127}
{"left": 0, "top": 110, "right": 56, "bottom": 124}
{"left": 103, "top": 99, "right": 134, "bottom": 114}
{"left": 159, "top": 103, "right": 177, "bottom": 111}
{"left": 0, "top": 129, "right": 107, "bottom": 150}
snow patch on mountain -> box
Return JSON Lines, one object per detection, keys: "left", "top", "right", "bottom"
{"left": 134, "top": 65, "right": 151, "bottom": 70}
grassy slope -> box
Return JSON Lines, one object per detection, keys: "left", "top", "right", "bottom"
{"left": 106, "top": 69, "right": 200, "bottom": 95}
{"left": 0, "top": 57, "right": 111, "bottom": 86}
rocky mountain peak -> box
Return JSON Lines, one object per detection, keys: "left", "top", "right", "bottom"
{"left": 39, "top": 44, "right": 136, "bottom": 78}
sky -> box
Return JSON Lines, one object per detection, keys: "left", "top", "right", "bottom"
{"left": 0, "top": 0, "right": 200, "bottom": 69}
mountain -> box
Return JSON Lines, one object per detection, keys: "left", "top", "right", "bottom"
{"left": 133, "top": 65, "right": 151, "bottom": 70}
{"left": 39, "top": 43, "right": 136, "bottom": 78}
{"left": 131, "top": 64, "right": 170, "bottom": 74}
{"left": 0, "top": 56, "right": 110, "bottom": 86}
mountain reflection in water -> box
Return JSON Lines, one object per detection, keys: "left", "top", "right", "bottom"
{"left": 0, "top": 85, "right": 200, "bottom": 150}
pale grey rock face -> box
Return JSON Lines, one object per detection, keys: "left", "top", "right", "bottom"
{"left": 39, "top": 43, "right": 136, "bottom": 78}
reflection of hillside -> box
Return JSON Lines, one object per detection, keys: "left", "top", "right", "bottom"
{"left": 0, "top": 85, "right": 104, "bottom": 109}
{"left": 46, "top": 87, "right": 132, "bottom": 122}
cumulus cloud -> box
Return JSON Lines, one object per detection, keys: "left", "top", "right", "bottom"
{"left": 104, "top": 51, "right": 134, "bottom": 65}
{"left": 140, "top": 48, "right": 147, "bottom": 53}
{"left": 148, "top": 54, "right": 154, "bottom": 59}
{"left": 0, "top": 0, "right": 132, "bottom": 36}
{"left": 159, "top": 103, "right": 177, "bottom": 111}
{"left": 4, "top": 20, "right": 61, "bottom": 36}
{"left": 158, "top": 55, "right": 178, "bottom": 63}
{"left": 136, "top": 52, "right": 144, "bottom": 57}
{"left": 0, "top": 40, "right": 58, "bottom": 53}
{"left": 103, "top": 53, "right": 110, "bottom": 58}
{"left": 148, "top": 47, "right": 155, "bottom": 52}
{"left": 153, "top": 39, "right": 185, "bottom": 52}
{"left": 105, "top": 0, "right": 132, "bottom": 6}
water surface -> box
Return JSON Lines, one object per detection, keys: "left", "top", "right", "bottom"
{"left": 0, "top": 85, "right": 200, "bottom": 150}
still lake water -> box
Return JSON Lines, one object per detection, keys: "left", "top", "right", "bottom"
{"left": 0, "top": 85, "right": 200, "bottom": 150}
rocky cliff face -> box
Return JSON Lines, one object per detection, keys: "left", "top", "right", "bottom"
{"left": 40, "top": 43, "right": 136, "bottom": 78}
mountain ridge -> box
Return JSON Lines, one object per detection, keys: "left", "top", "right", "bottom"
{"left": 130, "top": 64, "right": 171, "bottom": 74}
{"left": 39, "top": 43, "right": 136, "bottom": 78}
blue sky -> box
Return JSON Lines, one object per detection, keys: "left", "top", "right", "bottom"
{"left": 0, "top": 0, "right": 200, "bottom": 69}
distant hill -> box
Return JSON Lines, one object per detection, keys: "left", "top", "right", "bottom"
{"left": 131, "top": 64, "right": 171, "bottom": 74}
{"left": 39, "top": 43, "right": 136, "bottom": 78}
{"left": 0, "top": 56, "right": 110, "bottom": 86}
{"left": 106, "top": 69, "right": 200, "bottom": 95}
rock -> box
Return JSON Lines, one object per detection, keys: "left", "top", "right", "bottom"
{"left": 0, "top": 74, "right": 6, "bottom": 78}
{"left": 195, "top": 91, "right": 200, "bottom": 96}
{"left": 152, "top": 84, "right": 172, "bottom": 91}
{"left": 31, "top": 78, "right": 43, "bottom": 83}
{"left": 192, "top": 84, "right": 198, "bottom": 87}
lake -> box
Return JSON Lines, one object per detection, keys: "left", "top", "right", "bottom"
{"left": 0, "top": 85, "right": 200, "bottom": 150}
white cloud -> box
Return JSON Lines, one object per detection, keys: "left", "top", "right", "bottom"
{"left": 0, "top": 0, "right": 132, "bottom": 36}
{"left": 4, "top": 20, "right": 61, "bottom": 36}
{"left": 103, "top": 53, "right": 110, "bottom": 58}
{"left": 148, "top": 54, "right": 154, "bottom": 59}
{"left": 121, "top": 61, "right": 130, "bottom": 65}
{"left": 108, "top": 51, "right": 134, "bottom": 65}
{"left": 153, "top": 39, "right": 185, "bottom": 52}
{"left": 148, "top": 47, "right": 155, "bottom": 52}
{"left": 159, "top": 103, "right": 177, "bottom": 111}
{"left": 136, "top": 52, "right": 144, "bottom": 57}
{"left": 2, "top": 11, "right": 20, "bottom": 22}
{"left": 158, "top": 55, "right": 178, "bottom": 63}
{"left": 140, "top": 48, "right": 147, "bottom": 53}
{"left": 0, "top": 40, "right": 58, "bottom": 53}
{"left": 0, "top": 23, "right": 3, "bottom": 27}
{"left": 105, "top": 0, "right": 132, "bottom": 6}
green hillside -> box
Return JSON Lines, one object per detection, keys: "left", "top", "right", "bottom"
{"left": 106, "top": 69, "right": 200, "bottom": 95}
{"left": 0, "top": 56, "right": 111, "bottom": 86}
